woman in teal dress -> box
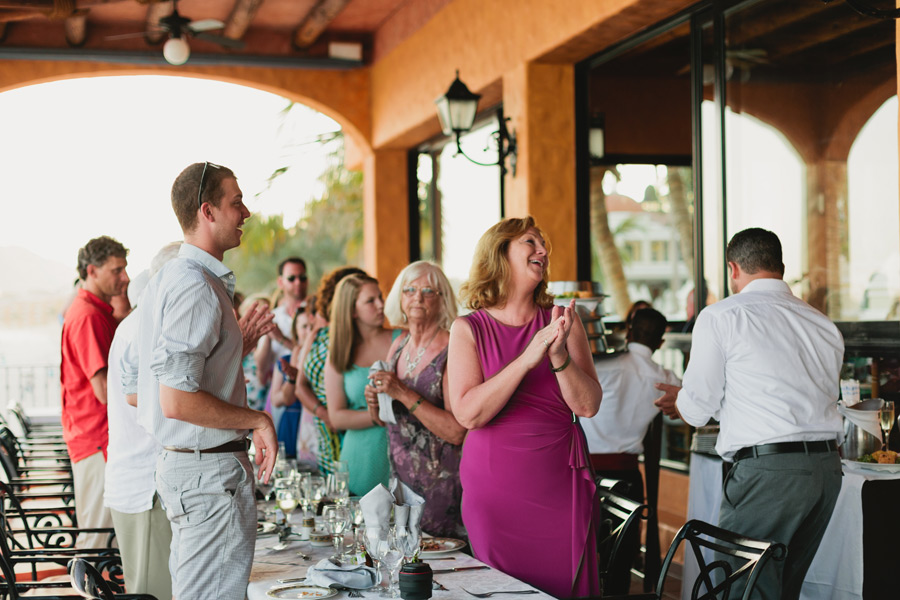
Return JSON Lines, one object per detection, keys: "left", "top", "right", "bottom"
{"left": 325, "top": 274, "right": 397, "bottom": 496}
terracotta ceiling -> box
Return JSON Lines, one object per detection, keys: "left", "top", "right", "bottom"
{"left": 0, "top": 0, "right": 451, "bottom": 66}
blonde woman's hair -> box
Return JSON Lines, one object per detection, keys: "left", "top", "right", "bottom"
{"left": 238, "top": 293, "right": 271, "bottom": 318}
{"left": 328, "top": 274, "right": 379, "bottom": 373}
{"left": 459, "top": 216, "right": 554, "bottom": 311}
{"left": 384, "top": 261, "right": 458, "bottom": 330}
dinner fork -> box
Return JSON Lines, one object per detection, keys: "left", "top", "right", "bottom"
{"left": 461, "top": 589, "right": 539, "bottom": 597}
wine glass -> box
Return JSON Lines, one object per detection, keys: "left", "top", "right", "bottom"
{"left": 393, "top": 525, "right": 421, "bottom": 564}
{"left": 362, "top": 526, "right": 387, "bottom": 588}
{"left": 276, "top": 485, "right": 299, "bottom": 525}
{"left": 378, "top": 528, "right": 404, "bottom": 598}
{"left": 880, "top": 400, "right": 895, "bottom": 450}
{"left": 323, "top": 504, "right": 351, "bottom": 559}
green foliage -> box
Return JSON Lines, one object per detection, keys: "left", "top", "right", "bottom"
{"left": 224, "top": 104, "right": 364, "bottom": 297}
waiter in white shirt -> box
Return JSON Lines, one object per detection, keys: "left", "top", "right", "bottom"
{"left": 656, "top": 227, "right": 843, "bottom": 600}
{"left": 583, "top": 306, "right": 679, "bottom": 594}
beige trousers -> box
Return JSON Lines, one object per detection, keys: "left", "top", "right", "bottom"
{"left": 110, "top": 497, "right": 173, "bottom": 600}
{"left": 72, "top": 451, "right": 115, "bottom": 549}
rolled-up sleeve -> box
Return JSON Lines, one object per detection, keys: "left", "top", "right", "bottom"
{"left": 120, "top": 333, "right": 139, "bottom": 396}
{"left": 676, "top": 310, "right": 726, "bottom": 427}
{"left": 151, "top": 277, "right": 222, "bottom": 393}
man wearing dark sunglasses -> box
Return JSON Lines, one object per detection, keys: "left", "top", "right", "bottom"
{"left": 254, "top": 257, "right": 309, "bottom": 389}
{"left": 131, "top": 162, "right": 278, "bottom": 600}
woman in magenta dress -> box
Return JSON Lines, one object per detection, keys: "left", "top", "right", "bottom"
{"left": 447, "top": 216, "right": 601, "bottom": 598}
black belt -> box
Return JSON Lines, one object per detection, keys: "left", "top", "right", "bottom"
{"left": 733, "top": 440, "right": 838, "bottom": 462}
{"left": 164, "top": 439, "right": 249, "bottom": 454}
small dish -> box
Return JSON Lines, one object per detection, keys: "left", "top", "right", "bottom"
{"left": 848, "top": 459, "right": 900, "bottom": 473}
{"left": 267, "top": 584, "right": 338, "bottom": 599}
{"left": 310, "top": 530, "right": 332, "bottom": 547}
{"left": 420, "top": 537, "right": 467, "bottom": 557}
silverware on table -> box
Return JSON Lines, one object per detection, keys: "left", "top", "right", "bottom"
{"left": 277, "top": 577, "right": 306, "bottom": 584}
{"left": 432, "top": 566, "right": 490, "bottom": 574}
{"left": 425, "top": 557, "right": 456, "bottom": 560}
{"left": 461, "top": 589, "right": 539, "bottom": 598}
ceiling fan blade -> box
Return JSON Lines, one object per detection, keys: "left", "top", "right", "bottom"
{"left": 188, "top": 19, "right": 225, "bottom": 32}
{"left": 105, "top": 28, "right": 167, "bottom": 41}
{"left": 192, "top": 31, "right": 245, "bottom": 50}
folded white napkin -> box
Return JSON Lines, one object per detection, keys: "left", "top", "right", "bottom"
{"left": 391, "top": 479, "right": 425, "bottom": 540}
{"left": 360, "top": 484, "right": 394, "bottom": 531}
{"left": 306, "top": 558, "right": 378, "bottom": 589}
{"left": 839, "top": 401, "right": 884, "bottom": 442}
{"left": 369, "top": 360, "right": 396, "bottom": 425}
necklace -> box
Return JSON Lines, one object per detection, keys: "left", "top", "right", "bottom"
{"left": 404, "top": 329, "right": 440, "bottom": 374}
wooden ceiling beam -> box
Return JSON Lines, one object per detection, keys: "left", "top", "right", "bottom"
{"left": 727, "top": 1, "right": 830, "bottom": 48}
{"left": 224, "top": 0, "right": 263, "bottom": 40}
{"left": 145, "top": 0, "right": 171, "bottom": 44}
{"left": 292, "top": 0, "right": 351, "bottom": 50}
{"left": 64, "top": 10, "right": 87, "bottom": 46}
{"left": 763, "top": 13, "right": 881, "bottom": 62}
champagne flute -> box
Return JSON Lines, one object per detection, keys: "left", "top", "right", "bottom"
{"left": 309, "top": 475, "right": 327, "bottom": 514}
{"left": 332, "top": 472, "right": 350, "bottom": 506}
{"left": 880, "top": 400, "right": 895, "bottom": 451}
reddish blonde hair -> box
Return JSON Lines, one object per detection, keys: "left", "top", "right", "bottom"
{"left": 459, "top": 216, "right": 554, "bottom": 311}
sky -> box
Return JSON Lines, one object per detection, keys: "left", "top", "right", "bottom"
{"left": 0, "top": 75, "right": 340, "bottom": 282}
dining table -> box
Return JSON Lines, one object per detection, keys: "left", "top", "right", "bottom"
{"left": 247, "top": 512, "right": 554, "bottom": 600}
{"left": 683, "top": 451, "right": 900, "bottom": 600}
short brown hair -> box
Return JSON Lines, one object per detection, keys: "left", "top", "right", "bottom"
{"left": 459, "top": 216, "right": 554, "bottom": 311}
{"left": 171, "top": 162, "right": 236, "bottom": 233}
{"left": 77, "top": 236, "right": 128, "bottom": 280}
{"left": 315, "top": 266, "right": 367, "bottom": 322}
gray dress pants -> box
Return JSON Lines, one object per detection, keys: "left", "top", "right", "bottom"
{"left": 717, "top": 450, "right": 842, "bottom": 600}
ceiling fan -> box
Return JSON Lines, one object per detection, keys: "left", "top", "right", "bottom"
{"left": 107, "top": 0, "right": 245, "bottom": 65}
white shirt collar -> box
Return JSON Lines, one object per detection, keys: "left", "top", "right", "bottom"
{"left": 625, "top": 342, "right": 653, "bottom": 357}
{"left": 740, "top": 278, "right": 791, "bottom": 295}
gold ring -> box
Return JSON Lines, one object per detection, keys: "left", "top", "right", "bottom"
{"left": 542, "top": 339, "right": 549, "bottom": 348}
{"left": 376, "top": 380, "right": 382, "bottom": 386}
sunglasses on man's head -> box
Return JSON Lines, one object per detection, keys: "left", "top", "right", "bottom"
{"left": 197, "top": 161, "right": 222, "bottom": 209}
{"left": 286, "top": 275, "right": 308, "bottom": 283}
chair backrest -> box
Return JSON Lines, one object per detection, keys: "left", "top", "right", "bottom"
{"left": 7, "top": 404, "right": 33, "bottom": 438}
{"left": 596, "top": 487, "right": 650, "bottom": 590}
{"left": 69, "top": 558, "right": 118, "bottom": 600}
{"left": 657, "top": 520, "right": 787, "bottom": 600}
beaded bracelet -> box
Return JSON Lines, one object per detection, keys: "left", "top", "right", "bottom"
{"left": 409, "top": 397, "right": 424, "bottom": 413}
{"left": 551, "top": 354, "right": 572, "bottom": 373}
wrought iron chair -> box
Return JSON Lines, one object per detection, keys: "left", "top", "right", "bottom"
{"left": 67, "top": 559, "right": 157, "bottom": 600}
{"left": 604, "top": 519, "right": 787, "bottom": 600}
{"left": 596, "top": 486, "right": 650, "bottom": 595}
{"left": 0, "top": 481, "right": 117, "bottom": 583}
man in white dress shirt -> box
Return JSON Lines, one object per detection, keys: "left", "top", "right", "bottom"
{"left": 583, "top": 307, "right": 679, "bottom": 594}
{"left": 129, "top": 162, "right": 278, "bottom": 600}
{"left": 656, "top": 227, "right": 844, "bottom": 600}
{"left": 105, "top": 243, "right": 180, "bottom": 600}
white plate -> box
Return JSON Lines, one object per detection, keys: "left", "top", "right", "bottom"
{"left": 267, "top": 584, "right": 338, "bottom": 599}
{"left": 848, "top": 459, "right": 900, "bottom": 473}
{"left": 258, "top": 522, "right": 278, "bottom": 536}
{"left": 420, "top": 537, "right": 466, "bottom": 556}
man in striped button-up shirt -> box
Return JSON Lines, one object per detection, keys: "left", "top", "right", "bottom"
{"left": 128, "top": 162, "right": 278, "bottom": 600}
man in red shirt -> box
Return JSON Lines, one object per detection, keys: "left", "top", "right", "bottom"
{"left": 61, "top": 235, "right": 129, "bottom": 548}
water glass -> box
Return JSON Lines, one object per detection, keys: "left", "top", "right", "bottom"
{"left": 332, "top": 472, "right": 350, "bottom": 505}
{"left": 323, "top": 504, "right": 351, "bottom": 559}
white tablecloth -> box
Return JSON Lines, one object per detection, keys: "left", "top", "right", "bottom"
{"left": 248, "top": 514, "right": 553, "bottom": 600}
{"left": 683, "top": 453, "right": 900, "bottom": 600}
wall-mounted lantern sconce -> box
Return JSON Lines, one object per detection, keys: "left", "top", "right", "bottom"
{"left": 435, "top": 71, "right": 517, "bottom": 176}
{"left": 589, "top": 113, "right": 605, "bottom": 161}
